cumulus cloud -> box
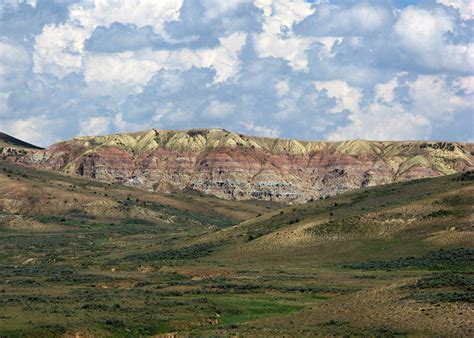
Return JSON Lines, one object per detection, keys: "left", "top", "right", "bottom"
{"left": 153, "top": 102, "right": 192, "bottom": 125}
{"left": 83, "top": 31, "right": 246, "bottom": 93}
{"left": 2, "top": 115, "right": 56, "bottom": 146}
{"left": 0, "top": 40, "right": 30, "bottom": 91}
{"left": 201, "top": 0, "right": 251, "bottom": 21}
{"left": 328, "top": 74, "right": 473, "bottom": 141}
{"left": 374, "top": 74, "right": 403, "bottom": 104}
{"left": 409, "top": 75, "right": 473, "bottom": 121}
{"left": 253, "top": 0, "right": 315, "bottom": 70}
{"left": 240, "top": 121, "right": 280, "bottom": 138}
{"left": 0, "top": 0, "right": 473, "bottom": 144}
{"left": 314, "top": 80, "right": 362, "bottom": 114}
{"left": 273, "top": 78, "right": 321, "bottom": 123}
{"left": 79, "top": 116, "right": 111, "bottom": 136}
{"left": 297, "top": 3, "right": 391, "bottom": 36}
{"left": 328, "top": 102, "right": 432, "bottom": 141}
{"left": 436, "top": 0, "right": 474, "bottom": 20}
{"left": 204, "top": 100, "right": 235, "bottom": 119}
{"left": 113, "top": 112, "right": 150, "bottom": 133}
{"left": 33, "top": 23, "right": 90, "bottom": 77}
{"left": 0, "top": 0, "right": 36, "bottom": 12}
{"left": 0, "top": 92, "right": 11, "bottom": 117}
{"left": 454, "top": 75, "right": 474, "bottom": 94}
{"left": 33, "top": 0, "right": 183, "bottom": 78}
{"left": 69, "top": 0, "right": 183, "bottom": 33}
{"left": 275, "top": 80, "right": 290, "bottom": 97}
{"left": 33, "top": 0, "right": 247, "bottom": 88}
{"left": 394, "top": 6, "right": 474, "bottom": 73}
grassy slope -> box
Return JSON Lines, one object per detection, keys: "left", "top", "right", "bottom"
{"left": 0, "top": 160, "right": 472, "bottom": 336}
{"left": 0, "top": 160, "right": 280, "bottom": 228}
{"left": 191, "top": 170, "right": 472, "bottom": 265}
{"left": 0, "top": 132, "right": 43, "bottom": 150}
{"left": 190, "top": 171, "right": 473, "bottom": 336}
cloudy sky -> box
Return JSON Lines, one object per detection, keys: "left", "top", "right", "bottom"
{"left": 0, "top": 0, "right": 473, "bottom": 146}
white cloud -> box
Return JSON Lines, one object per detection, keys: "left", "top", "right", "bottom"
{"left": 314, "top": 3, "right": 391, "bottom": 35}
{"left": 254, "top": 0, "right": 314, "bottom": 30}
{"left": 33, "top": 23, "right": 94, "bottom": 77}
{"left": 33, "top": 0, "right": 248, "bottom": 86}
{"left": 33, "top": 0, "right": 183, "bottom": 78}
{"left": 313, "top": 36, "right": 343, "bottom": 59}
{"left": 373, "top": 73, "right": 471, "bottom": 122}
{"left": 153, "top": 103, "right": 173, "bottom": 123}
{"left": 2, "top": 115, "right": 56, "bottom": 146}
{"left": 79, "top": 116, "right": 111, "bottom": 136}
{"left": 408, "top": 75, "right": 472, "bottom": 121}
{"left": 254, "top": 34, "right": 313, "bottom": 70}
{"left": 211, "top": 32, "right": 248, "bottom": 82}
{"left": 328, "top": 102, "right": 431, "bottom": 141}
{"left": 153, "top": 103, "right": 192, "bottom": 124}
{"left": 113, "top": 113, "right": 150, "bottom": 132}
{"left": 312, "top": 116, "right": 335, "bottom": 133}
{"left": 327, "top": 74, "right": 473, "bottom": 141}
{"left": 83, "top": 51, "right": 159, "bottom": 87}
{"left": 167, "top": 109, "right": 192, "bottom": 123}
{"left": 273, "top": 81, "right": 319, "bottom": 121}
{"left": 154, "top": 71, "right": 185, "bottom": 94}
{"left": 83, "top": 32, "right": 247, "bottom": 91}
{"left": 436, "top": 0, "right": 474, "bottom": 20}
{"left": 69, "top": 0, "right": 183, "bottom": 33}
{"left": 0, "top": 0, "right": 36, "bottom": 12}
{"left": 453, "top": 75, "right": 474, "bottom": 95}
{"left": 2, "top": 0, "right": 473, "bottom": 144}
{"left": 0, "top": 41, "right": 30, "bottom": 91}
{"left": 204, "top": 100, "right": 235, "bottom": 119}
{"left": 374, "top": 72, "right": 407, "bottom": 103}
{"left": 275, "top": 80, "right": 290, "bottom": 97}
{"left": 338, "top": 4, "right": 389, "bottom": 32}
{"left": 314, "top": 80, "right": 362, "bottom": 113}
{"left": 394, "top": 6, "right": 474, "bottom": 72}
{"left": 253, "top": 0, "right": 315, "bottom": 70}
{"left": 395, "top": 7, "right": 453, "bottom": 51}
{"left": 201, "top": 0, "right": 250, "bottom": 21}
{"left": 0, "top": 92, "right": 10, "bottom": 116}
{"left": 240, "top": 121, "right": 280, "bottom": 138}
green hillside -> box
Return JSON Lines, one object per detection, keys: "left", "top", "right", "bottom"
{"left": 0, "top": 159, "right": 472, "bottom": 336}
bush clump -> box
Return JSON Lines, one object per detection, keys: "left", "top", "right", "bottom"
{"left": 344, "top": 248, "right": 474, "bottom": 271}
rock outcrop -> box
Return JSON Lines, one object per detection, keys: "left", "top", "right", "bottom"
{"left": 8, "top": 129, "right": 474, "bottom": 203}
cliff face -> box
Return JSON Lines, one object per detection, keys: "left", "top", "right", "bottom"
{"left": 13, "top": 129, "right": 474, "bottom": 202}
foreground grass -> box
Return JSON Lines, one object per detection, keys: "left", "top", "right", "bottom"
{"left": 0, "top": 161, "right": 472, "bottom": 336}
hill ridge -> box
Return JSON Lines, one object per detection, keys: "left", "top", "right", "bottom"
{"left": 0, "top": 132, "right": 43, "bottom": 150}
{"left": 53, "top": 128, "right": 473, "bottom": 161}
{"left": 4, "top": 128, "right": 473, "bottom": 203}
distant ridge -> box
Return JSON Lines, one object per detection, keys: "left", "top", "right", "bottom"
{"left": 0, "top": 132, "right": 44, "bottom": 150}
{"left": 7, "top": 128, "right": 472, "bottom": 203}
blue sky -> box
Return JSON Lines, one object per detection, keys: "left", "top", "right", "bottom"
{"left": 0, "top": 0, "right": 473, "bottom": 146}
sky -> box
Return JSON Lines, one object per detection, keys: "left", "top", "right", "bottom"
{"left": 0, "top": 0, "right": 473, "bottom": 147}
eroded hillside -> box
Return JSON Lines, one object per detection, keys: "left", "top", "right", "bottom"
{"left": 5, "top": 128, "right": 473, "bottom": 202}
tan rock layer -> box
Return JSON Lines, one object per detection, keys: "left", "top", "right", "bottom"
{"left": 10, "top": 128, "right": 474, "bottom": 203}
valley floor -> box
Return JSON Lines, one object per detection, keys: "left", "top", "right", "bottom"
{"left": 0, "top": 160, "right": 472, "bottom": 336}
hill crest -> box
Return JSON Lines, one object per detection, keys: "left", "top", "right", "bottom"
{"left": 0, "top": 132, "right": 43, "bottom": 150}
{"left": 5, "top": 128, "right": 474, "bottom": 203}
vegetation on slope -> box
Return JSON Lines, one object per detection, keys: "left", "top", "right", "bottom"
{"left": 0, "top": 132, "right": 43, "bottom": 150}
{"left": 0, "top": 159, "right": 472, "bottom": 336}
